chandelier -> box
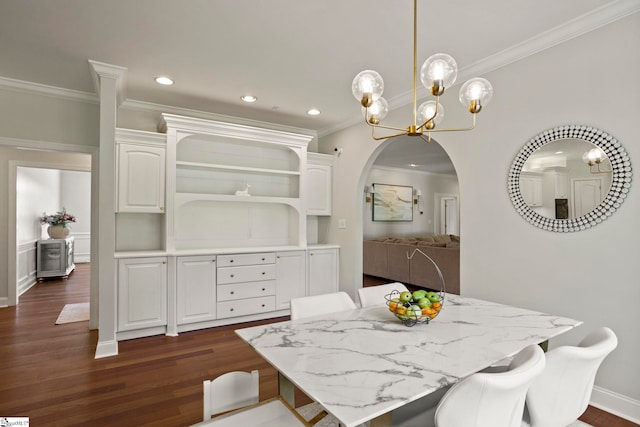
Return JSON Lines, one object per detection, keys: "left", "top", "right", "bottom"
{"left": 351, "top": 0, "right": 494, "bottom": 142}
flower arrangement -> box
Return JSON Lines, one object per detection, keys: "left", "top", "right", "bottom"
{"left": 40, "top": 208, "right": 77, "bottom": 227}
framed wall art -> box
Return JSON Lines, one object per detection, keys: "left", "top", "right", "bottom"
{"left": 372, "top": 183, "right": 413, "bottom": 221}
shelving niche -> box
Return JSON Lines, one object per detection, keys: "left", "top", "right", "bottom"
{"left": 162, "top": 114, "right": 314, "bottom": 251}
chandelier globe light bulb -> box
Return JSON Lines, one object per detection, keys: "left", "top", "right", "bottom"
{"left": 352, "top": 70, "right": 384, "bottom": 107}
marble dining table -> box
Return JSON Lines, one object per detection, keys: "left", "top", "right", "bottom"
{"left": 235, "top": 294, "right": 582, "bottom": 427}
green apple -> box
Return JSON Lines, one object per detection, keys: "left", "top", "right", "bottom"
{"left": 399, "top": 291, "right": 413, "bottom": 303}
{"left": 412, "top": 290, "right": 427, "bottom": 301}
{"left": 417, "top": 298, "right": 432, "bottom": 309}
{"left": 426, "top": 292, "right": 441, "bottom": 303}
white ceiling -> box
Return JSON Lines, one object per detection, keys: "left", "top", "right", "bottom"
{"left": 0, "top": 0, "right": 635, "bottom": 173}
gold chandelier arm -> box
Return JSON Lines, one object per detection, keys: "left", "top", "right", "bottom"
{"left": 362, "top": 113, "right": 409, "bottom": 134}
{"left": 416, "top": 95, "right": 441, "bottom": 131}
{"left": 371, "top": 126, "right": 410, "bottom": 141}
{"left": 423, "top": 114, "right": 477, "bottom": 134}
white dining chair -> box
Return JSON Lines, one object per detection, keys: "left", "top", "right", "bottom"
{"left": 290, "top": 291, "right": 357, "bottom": 320}
{"left": 289, "top": 291, "right": 357, "bottom": 426}
{"left": 357, "top": 282, "right": 408, "bottom": 307}
{"left": 521, "top": 327, "right": 618, "bottom": 427}
{"left": 200, "top": 370, "right": 310, "bottom": 426}
{"left": 393, "top": 344, "right": 546, "bottom": 427}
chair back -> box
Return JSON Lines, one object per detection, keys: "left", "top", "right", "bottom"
{"left": 358, "top": 282, "right": 408, "bottom": 307}
{"left": 203, "top": 370, "right": 259, "bottom": 421}
{"left": 435, "top": 344, "right": 546, "bottom": 427}
{"left": 290, "top": 291, "right": 356, "bottom": 320}
{"left": 523, "top": 327, "right": 618, "bottom": 427}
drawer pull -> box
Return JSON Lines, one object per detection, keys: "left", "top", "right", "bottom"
{"left": 262, "top": 288, "right": 266, "bottom": 291}
{"left": 230, "top": 291, "right": 235, "bottom": 295}
{"left": 262, "top": 272, "right": 266, "bottom": 275}
{"left": 230, "top": 274, "right": 235, "bottom": 278}
{"left": 230, "top": 308, "right": 234, "bottom": 311}
{"left": 230, "top": 259, "right": 234, "bottom": 263}
{"left": 261, "top": 304, "right": 265, "bottom": 307}
{"left": 261, "top": 257, "right": 265, "bottom": 261}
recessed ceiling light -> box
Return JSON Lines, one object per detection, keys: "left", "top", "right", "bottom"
{"left": 241, "top": 95, "right": 257, "bottom": 103}
{"left": 410, "top": 163, "right": 418, "bottom": 167}
{"left": 555, "top": 151, "right": 564, "bottom": 154}
{"left": 154, "top": 76, "right": 174, "bottom": 86}
{"left": 307, "top": 108, "right": 321, "bottom": 116}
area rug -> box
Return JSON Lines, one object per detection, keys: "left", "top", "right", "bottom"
{"left": 55, "top": 302, "right": 90, "bottom": 324}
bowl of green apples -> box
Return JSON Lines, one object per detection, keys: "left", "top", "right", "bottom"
{"left": 385, "top": 289, "right": 444, "bottom": 326}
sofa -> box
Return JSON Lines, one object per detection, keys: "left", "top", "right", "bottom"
{"left": 363, "top": 235, "right": 460, "bottom": 295}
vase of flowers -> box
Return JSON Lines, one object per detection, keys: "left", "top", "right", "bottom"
{"left": 40, "top": 209, "right": 76, "bottom": 239}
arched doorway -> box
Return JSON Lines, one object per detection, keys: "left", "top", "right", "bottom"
{"left": 360, "top": 135, "right": 460, "bottom": 294}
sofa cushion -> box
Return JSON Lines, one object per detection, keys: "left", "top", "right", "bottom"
{"left": 433, "top": 234, "right": 452, "bottom": 243}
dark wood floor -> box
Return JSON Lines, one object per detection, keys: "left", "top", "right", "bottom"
{"left": 0, "top": 266, "right": 635, "bottom": 426}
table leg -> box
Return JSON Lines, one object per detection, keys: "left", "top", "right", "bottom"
{"left": 278, "top": 372, "right": 296, "bottom": 407}
{"left": 370, "top": 412, "right": 392, "bottom": 427}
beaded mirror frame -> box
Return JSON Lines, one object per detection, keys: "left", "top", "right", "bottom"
{"left": 508, "top": 125, "right": 633, "bottom": 232}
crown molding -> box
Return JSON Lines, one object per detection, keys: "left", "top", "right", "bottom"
{"left": 88, "top": 60, "right": 128, "bottom": 106}
{"left": 0, "top": 75, "right": 98, "bottom": 104}
{"left": 319, "top": 0, "right": 640, "bottom": 138}
{"left": 121, "top": 99, "right": 318, "bottom": 138}
{"left": 0, "top": 135, "right": 96, "bottom": 154}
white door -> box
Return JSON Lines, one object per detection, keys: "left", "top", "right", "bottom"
{"left": 573, "top": 178, "right": 602, "bottom": 217}
{"left": 436, "top": 195, "right": 459, "bottom": 235}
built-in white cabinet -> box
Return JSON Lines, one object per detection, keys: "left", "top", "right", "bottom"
{"left": 176, "top": 255, "right": 217, "bottom": 325}
{"left": 307, "top": 153, "right": 333, "bottom": 216}
{"left": 117, "top": 257, "right": 167, "bottom": 332}
{"left": 216, "top": 253, "right": 277, "bottom": 319}
{"left": 520, "top": 174, "right": 543, "bottom": 207}
{"left": 116, "top": 129, "right": 166, "bottom": 213}
{"left": 114, "top": 114, "right": 340, "bottom": 341}
{"left": 275, "top": 251, "right": 307, "bottom": 310}
{"left": 308, "top": 247, "right": 339, "bottom": 296}
{"left": 162, "top": 114, "right": 313, "bottom": 251}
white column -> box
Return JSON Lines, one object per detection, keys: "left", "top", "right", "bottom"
{"left": 89, "top": 60, "right": 127, "bottom": 358}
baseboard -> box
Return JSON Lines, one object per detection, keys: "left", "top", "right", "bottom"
{"left": 94, "top": 339, "right": 119, "bottom": 359}
{"left": 0, "top": 297, "right": 8, "bottom": 307}
{"left": 591, "top": 385, "right": 640, "bottom": 424}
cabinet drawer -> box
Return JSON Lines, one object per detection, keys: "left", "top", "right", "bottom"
{"left": 217, "top": 296, "right": 275, "bottom": 319}
{"left": 217, "top": 253, "right": 275, "bottom": 267}
{"left": 218, "top": 264, "right": 276, "bottom": 284}
{"left": 217, "top": 280, "right": 276, "bottom": 302}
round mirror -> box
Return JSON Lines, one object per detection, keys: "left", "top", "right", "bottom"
{"left": 508, "top": 125, "right": 632, "bottom": 232}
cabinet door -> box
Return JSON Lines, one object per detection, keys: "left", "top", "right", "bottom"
{"left": 307, "top": 163, "right": 332, "bottom": 215}
{"left": 308, "top": 248, "right": 339, "bottom": 296}
{"left": 117, "top": 143, "right": 166, "bottom": 213}
{"left": 176, "top": 256, "right": 217, "bottom": 325}
{"left": 520, "top": 176, "right": 542, "bottom": 207}
{"left": 118, "top": 257, "right": 167, "bottom": 331}
{"left": 554, "top": 172, "right": 568, "bottom": 198}
{"left": 275, "top": 251, "right": 307, "bottom": 310}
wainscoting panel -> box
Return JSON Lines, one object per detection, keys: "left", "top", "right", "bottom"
{"left": 17, "top": 240, "right": 37, "bottom": 296}
{"left": 72, "top": 232, "right": 91, "bottom": 263}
